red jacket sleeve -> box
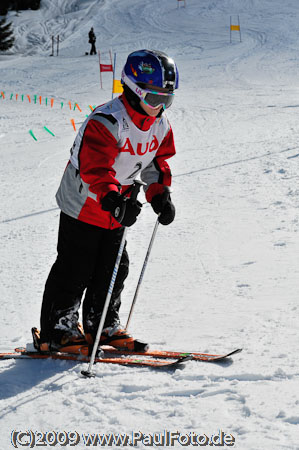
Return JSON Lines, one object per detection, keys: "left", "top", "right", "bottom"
{"left": 142, "top": 127, "right": 176, "bottom": 202}
{"left": 78, "top": 119, "right": 120, "bottom": 200}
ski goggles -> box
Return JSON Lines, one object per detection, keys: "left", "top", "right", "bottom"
{"left": 122, "top": 72, "right": 175, "bottom": 109}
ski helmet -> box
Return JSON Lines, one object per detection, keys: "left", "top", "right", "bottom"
{"left": 121, "top": 49, "right": 179, "bottom": 109}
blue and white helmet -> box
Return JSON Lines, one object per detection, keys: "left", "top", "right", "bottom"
{"left": 121, "top": 49, "right": 179, "bottom": 109}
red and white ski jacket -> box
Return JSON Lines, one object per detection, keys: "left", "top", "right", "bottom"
{"left": 56, "top": 94, "right": 176, "bottom": 229}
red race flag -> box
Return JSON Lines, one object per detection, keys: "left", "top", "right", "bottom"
{"left": 100, "top": 64, "right": 113, "bottom": 72}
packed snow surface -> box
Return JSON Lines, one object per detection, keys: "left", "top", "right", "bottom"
{"left": 0, "top": 0, "right": 299, "bottom": 449}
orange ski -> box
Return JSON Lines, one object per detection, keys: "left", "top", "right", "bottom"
{"left": 0, "top": 347, "right": 192, "bottom": 369}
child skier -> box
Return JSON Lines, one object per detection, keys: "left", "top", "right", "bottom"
{"left": 34, "top": 49, "right": 179, "bottom": 353}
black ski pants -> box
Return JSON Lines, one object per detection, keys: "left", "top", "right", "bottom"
{"left": 40, "top": 212, "right": 129, "bottom": 342}
{"left": 90, "top": 42, "right": 96, "bottom": 55}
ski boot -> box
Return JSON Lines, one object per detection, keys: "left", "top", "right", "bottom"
{"left": 32, "top": 325, "right": 89, "bottom": 355}
{"left": 85, "top": 324, "right": 149, "bottom": 352}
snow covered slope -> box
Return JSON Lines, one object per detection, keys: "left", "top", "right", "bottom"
{"left": 0, "top": 0, "right": 299, "bottom": 449}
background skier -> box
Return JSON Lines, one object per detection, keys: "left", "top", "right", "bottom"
{"left": 35, "top": 49, "right": 179, "bottom": 354}
{"left": 88, "top": 27, "right": 96, "bottom": 55}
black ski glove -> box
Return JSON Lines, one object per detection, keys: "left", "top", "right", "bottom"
{"left": 101, "top": 191, "right": 142, "bottom": 227}
{"left": 151, "top": 193, "right": 175, "bottom": 225}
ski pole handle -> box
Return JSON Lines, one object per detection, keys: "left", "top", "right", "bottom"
{"left": 130, "top": 180, "right": 145, "bottom": 201}
{"left": 160, "top": 185, "right": 172, "bottom": 208}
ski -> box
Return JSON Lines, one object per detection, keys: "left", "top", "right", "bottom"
{"left": 29, "top": 328, "right": 242, "bottom": 362}
{"left": 0, "top": 346, "right": 242, "bottom": 372}
{"left": 101, "top": 346, "right": 243, "bottom": 361}
{"left": 0, "top": 347, "right": 192, "bottom": 369}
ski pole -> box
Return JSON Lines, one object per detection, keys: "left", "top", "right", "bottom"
{"left": 81, "top": 181, "right": 143, "bottom": 378}
{"left": 125, "top": 218, "right": 159, "bottom": 330}
{"left": 125, "top": 186, "right": 171, "bottom": 331}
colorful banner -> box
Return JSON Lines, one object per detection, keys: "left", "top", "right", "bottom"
{"left": 0, "top": 89, "right": 96, "bottom": 138}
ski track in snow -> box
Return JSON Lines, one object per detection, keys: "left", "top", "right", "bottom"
{"left": 1, "top": 0, "right": 299, "bottom": 449}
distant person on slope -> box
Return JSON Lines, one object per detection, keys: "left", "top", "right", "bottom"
{"left": 33, "top": 50, "right": 179, "bottom": 354}
{"left": 88, "top": 27, "right": 96, "bottom": 55}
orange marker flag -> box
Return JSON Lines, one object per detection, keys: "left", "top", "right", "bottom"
{"left": 51, "top": 98, "right": 54, "bottom": 108}
{"left": 1, "top": 91, "right": 5, "bottom": 99}
{"left": 68, "top": 101, "right": 72, "bottom": 110}
{"left": 89, "top": 105, "right": 94, "bottom": 112}
{"left": 74, "top": 103, "right": 82, "bottom": 112}
{"left": 39, "top": 96, "right": 42, "bottom": 105}
{"left": 70, "top": 119, "right": 76, "bottom": 131}
{"left": 27, "top": 95, "right": 31, "bottom": 103}
{"left": 16, "top": 94, "right": 19, "bottom": 101}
